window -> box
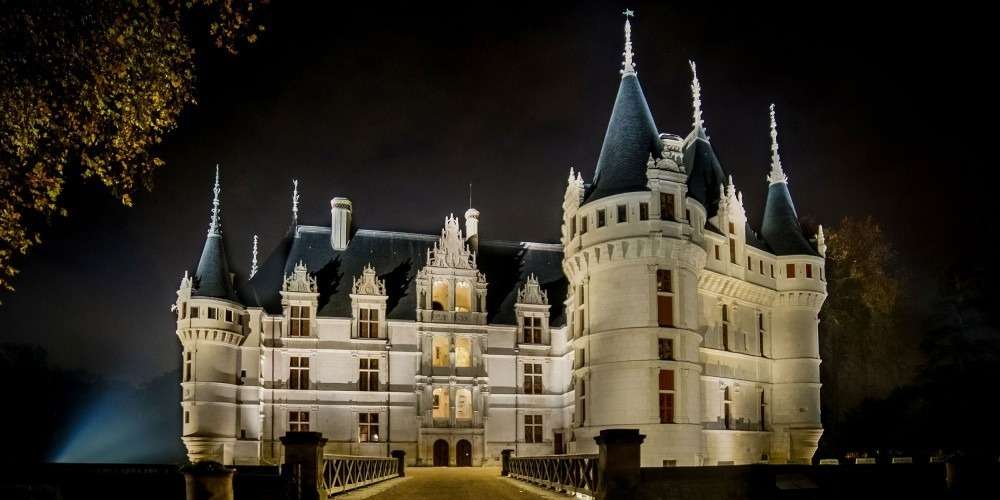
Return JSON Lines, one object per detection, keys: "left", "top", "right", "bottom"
{"left": 523, "top": 316, "right": 542, "bottom": 344}
{"left": 359, "top": 413, "right": 379, "bottom": 442}
{"left": 290, "top": 306, "right": 310, "bottom": 336}
{"left": 759, "top": 392, "right": 767, "bottom": 431}
{"left": 289, "top": 410, "right": 309, "bottom": 432}
{"left": 570, "top": 216, "right": 576, "bottom": 237}
{"left": 358, "top": 307, "right": 379, "bottom": 338}
{"left": 524, "top": 363, "right": 543, "bottom": 394}
{"left": 456, "top": 388, "right": 472, "bottom": 419}
{"left": 806, "top": 263, "right": 813, "bottom": 278}
{"left": 786, "top": 263, "right": 796, "bottom": 278}
{"left": 639, "top": 202, "right": 649, "bottom": 221}
{"left": 747, "top": 256, "right": 752, "bottom": 269}
{"left": 184, "top": 352, "right": 193, "bottom": 382}
{"left": 180, "top": 302, "right": 187, "bottom": 319}
{"left": 239, "top": 369, "right": 247, "bottom": 384}
{"left": 289, "top": 356, "right": 309, "bottom": 390}
{"left": 359, "top": 358, "right": 379, "bottom": 391}
{"left": 580, "top": 216, "right": 588, "bottom": 235}
{"left": 758, "top": 313, "right": 766, "bottom": 357}
{"left": 658, "top": 338, "right": 674, "bottom": 360}
{"left": 575, "top": 348, "right": 585, "bottom": 369}
{"left": 432, "top": 280, "right": 450, "bottom": 311}
{"left": 432, "top": 387, "right": 449, "bottom": 419}
{"left": 770, "top": 264, "right": 775, "bottom": 278}
{"left": 685, "top": 209, "right": 691, "bottom": 222}
{"left": 659, "top": 370, "right": 675, "bottom": 424}
{"left": 660, "top": 193, "right": 676, "bottom": 220}
{"left": 455, "top": 337, "right": 472, "bottom": 367}
{"left": 574, "top": 285, "right": 586, "bottom": 338}
{"left": 241, "top": 429, "right": 247, "bottom": 439}
{"left": 225, "top": 309, "right": 233, "bottom": 323}
{"left": 455, "top": 281, "right": 472, "bottom": 312}
{"left": 820, "top": 266, "right": 825, "bottom": 281}
{"left": 721, "top": 305, "right": 730, "bottom": 351}
{"left": 190, "top": 306, "right": 199, "bottom": 319}
{"left": 657, "top": 270, "right": 674, "bottom": 327}
{"left": 729, "top": 239, "right": 737, "bottom": 264}
{"left": 714, "top": 245, "right": 720, "bottom": 260}
{"left": 728, "top": 222, "right": 735, "bottom": 234}
{"left": 759, "top": 260, "right": 764, "bottom": 274}
{"left": 525, "top": 415, "right": 543, "bottom": 443}
{"left": 617, "top": 204, "right": 627, "bottom": 223}
{"left": 596, "top": 209, "right": 606, "bottom": 228}
{"left": 723, "top": 387, "right": 733, "bottom": 430}
{"left": 432, "top": 336, "right": 450, "bottom": 367}
{"left": 577, "top": 378, "right": 586, "bottom": 425}
{"left": 185, "top": 411, "right": 190, "bottom": 424}
{"left": 208, "top": 307, "right": 218, "bottom": 320}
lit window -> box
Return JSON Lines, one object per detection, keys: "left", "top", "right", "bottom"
{"left": 290, "top": 306, "right": 310, "bottom": 336}
{"left": 289, "top": 357, "right": 309, "bottom": 390}
{"left": 359, "top": 413, "right": 379, "bottom": 442}
{"left": 617, "top": 204, "right": 627, "bottom": 223}
{"left": 523, "top": 316, "right": 542, "bottom": 344}
{"left": 432, "top": 280, "right": 450, "bottom": 311}
{"left": 524, "top": 363, "right": 543, "bottom": 394}
{"left": 289, "top": 411, "right": 310, "bottom": 432}
{"left": 639, "top": 203, "right": 649, "bottom": 221}
{"left": 456, "top": 388, "right": 472, "bottom": 419}
{"left": 358, "top": 307, "right": 379, "bottom": 338}
{"left": 432, "top": 387, "right": 449, "bottom": 419}
{"left": 455, "top": 281, "right": 472, "bottom": 312}
{"left": 525, "top": 415, "right": 543, "bottom": 443}
{"left": 659, "top": 370, "right": 675, "bottom": 423}
{"left": 432, "top": 337, "right": 450, "bottom": 367}
{"left": 455, "top": 337, "right": 472, "bottom": 368}
{"left": 658, "top": 338, "right": 674, "bottom": 360}
{"left": 596, "top": 209, "right": 606, "bottom": 228}
{"left": 359, "top": 358, "right": 379, "bottom": 391}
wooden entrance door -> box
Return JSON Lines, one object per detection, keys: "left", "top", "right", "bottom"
{"left": 456, "top": 439, "right": 472, "bottom": 466}
{"left": 433, "top": 439, "right": 449, "bottom": 466}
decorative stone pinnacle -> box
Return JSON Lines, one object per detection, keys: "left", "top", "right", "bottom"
{"left": 292, "top": 179, "right": 300, "bottom": 224}
{"left": 689, "top": 60, "right": 705, "bottom": 132}
{"left": 208, "top": 164, "right": 221, "bottom": 236}
{"left": 816, "top": 224, "right": 827, "bottom": 257}
{"left": 767, "top": 103, "right": 788, "bottom": 185}
{"left": 250, "top": 234, "right": 259, "bottom": 279}
{"left": 352, "top": 262, "right": 387, "bottom": 296}
{"left": 621, "top": 18, "right": 636, "bottom": 77}
{"left": 568, "top": 167, "right": 575, "bottom": 183}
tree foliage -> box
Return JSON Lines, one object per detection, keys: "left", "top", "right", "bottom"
{"left": 0, "top": 0, "right": 264, "bottom": 295}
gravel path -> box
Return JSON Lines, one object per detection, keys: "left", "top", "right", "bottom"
{"left": 357, "top": 466, "right": 552, "bottom": 500}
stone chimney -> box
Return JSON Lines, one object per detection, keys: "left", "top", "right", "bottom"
{"left": 330, "top": 197, "right": 352, "bottom": 251}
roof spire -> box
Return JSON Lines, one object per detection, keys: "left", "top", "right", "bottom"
{"left": 291, "top": 179, "right": 300, "bottom": 225}
{"left": 208, "top": 164, "right": 221, "bottom": 236}
{"left": 689, "top": 60, "right": 706, "bottom": 134}
{"left": 621, "top": 10, "right": 636, "bottom": 78}
{"left": 250, "top": 234, "right": 259, "bottom": 278}
{"left": 767, "top": 104, "right": 788, "bottom": 185}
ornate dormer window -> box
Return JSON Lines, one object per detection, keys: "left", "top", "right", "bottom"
{"left": 416, "top": 215, "right": 488, "bottom": 325}
{"left": 516, "top": 274, "right": 550, "bottom": 345}
{"left": 280, "top": 261, "right": 319, "bottom": 338}
{"left": 350, "top": 263, "right": 387, "bottom": 339}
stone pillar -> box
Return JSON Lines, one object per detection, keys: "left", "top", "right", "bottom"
{"left": 391, "top": 450, "right": 406, "bottom": 477}
{"left": 182, "top": 461, "right": 235, "bottom": 500}
{"left": 594, "top": 429, "right": 645, "bottom": 500}
{"left": 500, "top": 449, "right": 514, "bottom": 476}
{"left": 281, "top": 431, "right": 328, "bottom": 500}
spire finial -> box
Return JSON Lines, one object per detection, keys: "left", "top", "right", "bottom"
{"left": 250, "top": 234, "right": 259, "bottom": 278}
{"left": 621, "top": 10, "right": 636, "bottom": 77}
{"left": 291, "top": 179, "right": 300, "bottom": 224}
{"left": 767, "top": 104, "right": 788, "bottom": 185}
{"left": 468, "top": 182, "right": 472, "bottom": 210}
{"left": 689, "top": 60, "right": 706, "bottom": 133}
{"left": 208, "top": 164, "right": 221, "bottom": 236}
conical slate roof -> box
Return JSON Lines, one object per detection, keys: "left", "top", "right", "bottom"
{"left": 194, "top": 233, "right": 237, "bottom": 300}
{"left": 761, "top": 182, "right": 816, "bottom": 256}
{"left": 584, "top": 73, "right": 663, "bottom": 203}
{"left": 683, "top": 128, "right": 728, "bottom": 218}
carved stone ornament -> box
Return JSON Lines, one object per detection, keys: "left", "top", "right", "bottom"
{"left": 177, "top": 271, "right": 193, "bottom": 300}
{"left": 283, "top": 260, "right": 318, "bottom": 293}
{"left": 426, "top": 214, "right": 476, "bottom": 269}
{"left": 352, "top": 263, "right": 386, "bottom": 296}
{"left": 517, "top": 273, "right": 549, "bottom": 305}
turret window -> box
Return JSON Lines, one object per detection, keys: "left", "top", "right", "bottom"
{"left": 359, "top": 358, "right": 379, "bottom": 391}
{"left": 289, "top": 357, "right": 310, "bottom": 390}
{"left": 786, "top": 263, "right": 796, "bottom": 278}
{"left": 358, "top": 307, "right": 379, "bottom": 338}
{"left": 523, "top": 316, "right": 542, "bottom": 344}
{"left": 290, "top": 306, "right": 311, "bottom": 336}
{"left": 190, "top": 305, "right": 199, "bottom": 319}
{"left": 729, "top": 239, "right": 737, "bottom": 264}
{"left": 596, "top": 209, "right": 606, "bottom": 228}
{"left": 714, "top": 245, "right": 720, "bottom": 260}
{"left": 184, "top": 352, "right": 193, "bottom": 382}
{"left": 617, "top": 204, "right": 627, "bottom": 223}
{"left": 208, "top": 307, "right": 218, "bottom": 320}
{"left": 525, "top": 415, "right": 543, "bottom": 443}
{"left": 580, "top": 216, "right": 588, "bottom": 234}
{"left": 225, "top": 309, "right": 233, "bottom": 323}
{"left": 359, "top": 413, "right": 379, "bottom": 442}
{"left": 657, "top": 270, "right": 674, "bottom": 327}
{"left": 660, "top": 193, "right": 676, "bottom": 220}
{"left": 770, "top": 264, "right": 775, "bottom": 278}
{"left": 639, "top": 202, "right": 649, "bottom": 221}
{"left": 289, "top": 411, "right": 309, "bottom": 432}
{"left": 759, "top": 260, "right": 764, "bottom": 274}
{"left": 524, "top": 363, "right": 543, "bottom": 394}
{"left": 659, "top": 369, "right": 675, "bottom": 424}
{"left": 806, "top": 263, "right": 813, "bottom": 278}
{"left": 658, "top": 338, "right": 674, "bottom": 360}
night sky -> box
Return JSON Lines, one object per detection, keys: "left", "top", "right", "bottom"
{"left": 1, "top": 1, "right": 992, "bottom": 383}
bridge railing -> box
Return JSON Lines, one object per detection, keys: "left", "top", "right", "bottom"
{"left": 507, "top": 453, "right": 598, "bottom": 496}
{"left": 321, "top": 454, "right": 399, "bottom": 496}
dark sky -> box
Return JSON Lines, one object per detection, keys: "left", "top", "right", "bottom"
{"left": 1, "top": 1, "right": 994, "bottom": 382}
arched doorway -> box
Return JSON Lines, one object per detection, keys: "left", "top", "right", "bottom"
{"left": 433, "top": 439, "right": 449, "bottom": 466}
{"left": 456, "top": 439, "right": 472, "bottom": 467}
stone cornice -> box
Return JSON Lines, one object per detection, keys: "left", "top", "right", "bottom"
{"left": 698, "top": 270, "right": 778, "bottom": 307}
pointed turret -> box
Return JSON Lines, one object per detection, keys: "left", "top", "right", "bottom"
{"left": 761, "top": 105, "right": 816, "bottom": 256}
{"left": 193, "top": 165, "right": 237, "bottom": 299}
{"left": 584, "top": 16, "right": 663, "bottom": 204}
{"left": 683, "top": 61, "right": 728, "bottom": 218}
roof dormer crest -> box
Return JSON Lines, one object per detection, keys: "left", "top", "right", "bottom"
{"left": 426, "top": 214, "right": 476, "bottom": 269}
{"left": 517, "top": 273, "right": 549, "bottom": 305}
{"left": 352, "top": 263, "right": 386, "bottom": 296}
{"left": 283, "top": 260, "right": 317, "bottom": 293}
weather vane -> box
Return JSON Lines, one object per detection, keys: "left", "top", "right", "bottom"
{"left": 623, "top": 9, "right": 634, "bottom": 17}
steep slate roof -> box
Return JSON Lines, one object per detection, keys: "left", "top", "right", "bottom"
{"left": 683, "top": 128, "right": 728, "bottom": 219}
{"left": 761, "top": 183, "right": 817, "bottom": 256}
{"left": 584, "top": 73, "right": 663, "bottom": 204}
{"left": 242, "top": 228, "right": 568, "bottom": 327}
{"left": 194, "top": 233, "right": 237, "bottom": 301}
